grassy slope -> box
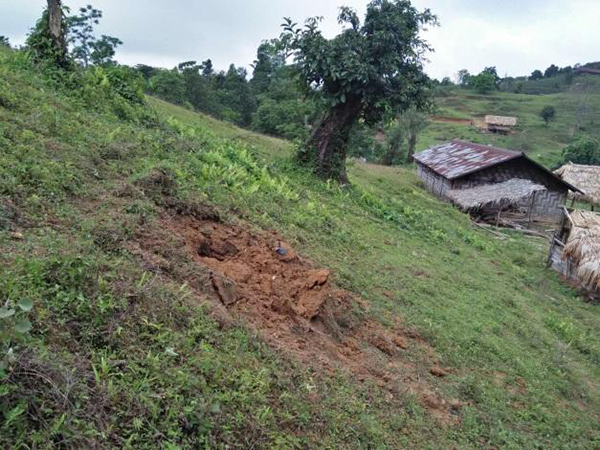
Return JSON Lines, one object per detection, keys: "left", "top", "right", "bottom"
{"left": 1, "top": 47, "right": 599, "bottom": 448}
{"left": 418, "top": 80, "right": 600, "bottom": 168}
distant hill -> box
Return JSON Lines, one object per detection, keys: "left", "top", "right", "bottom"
{"left": 421, "top": 77, "right": 600, "bottom": 168}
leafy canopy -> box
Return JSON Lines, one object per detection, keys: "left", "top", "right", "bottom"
{"left": 281, "top": 0, "right": 437, "bottom": 125}
{"left": 562, "top": 135, "right": 600, "bottom": 165}
{"left": 539, "top": 105, "right": 556, "bottom": 125}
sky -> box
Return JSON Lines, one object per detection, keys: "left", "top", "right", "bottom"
{"left": 1, "top": 0, "right": 599, "bottom": 80}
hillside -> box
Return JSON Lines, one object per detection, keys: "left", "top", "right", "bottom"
{"left": 1, "top": 46, "right": 600, "bottom": 448}
{"left": 418, "top": 79, "right": 600, "bottom": 168}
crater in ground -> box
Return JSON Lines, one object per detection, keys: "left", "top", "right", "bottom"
{"left": 132, "top": 209, "right": 463, "bottom": 423}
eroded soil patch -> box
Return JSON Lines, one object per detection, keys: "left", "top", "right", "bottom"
{"left": 134, "top": 211, "right": 462, "bottom": 423}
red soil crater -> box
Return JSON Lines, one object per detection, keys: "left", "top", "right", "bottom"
{"left": 133, "top": 210, "right": 463, "bottom": 423}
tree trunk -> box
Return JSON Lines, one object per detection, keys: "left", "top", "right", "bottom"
{"left": 298, "top": 98, "right": 361, "bottom": 183}
{"left": 406, "top": 135, "right": 417, "bottom": 163}
{"left": 47, "top": 0, "right": 68, "bottom": 67}
{"left": 381, "top": 145, "right": 399, "bottom": 166}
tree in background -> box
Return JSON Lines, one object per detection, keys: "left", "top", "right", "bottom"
{"left": 457, "top": 69, "right": 471, "bottom": 86}
{"left": 529, "top": 70, "right": 544, "bottom": 80}
{"left": 250, "top": 40, "right": 287, "bottom": 95}
{"left": 562, "top": 136, "right": 600, "bottom": 165}
{"left": 544, "top": 64, "right": 560, "bottom": 78}
{"left": 539, "top": 105, "right": 556, "bottom": 126}
{"left": 482, "top": 66, "right": 501, "bottom": 88}
{"left": 149, "top": 69, "right": 186, "bottom": 104}
{"left": 281, "top": 0, "right": 436, "bottom": 182}
{"left": 0, "top": 36, "right": 9, "bottom": 47}
{"left": 400, "top": 106, "right": 428, "bottom": 163}
{"left": 381, "top": 121, "right": 405, "bottom": 166}
{"left": 68, "top": 5, "right": 122, "bottom": 67}
{"left": 470, "top": 71, "right": 496, "bottom": 94}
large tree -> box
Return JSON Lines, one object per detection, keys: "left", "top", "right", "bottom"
{"left": 281, "top": 0, "right": 436, "bottom": 183}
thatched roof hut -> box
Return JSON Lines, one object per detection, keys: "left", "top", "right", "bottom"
{"left": 554, "top": 162, "right": 600, "bottom": 206}
{"left": 485, "top": 115, "right": 518, "bottom": 127}
{"left": 448, "top": 179, "right": 546, "bottom": 211}
{"left": 561, "top": 210, "right": 600, "bottom": 292}
{"left": 484, "top": 115, "right": 518, "bottom": 134}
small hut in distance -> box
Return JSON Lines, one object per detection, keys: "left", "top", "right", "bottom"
{"left": 485, "top": 115, "right": 518, "bottom": 134}
{"left": 554, "top": 162, "right": 600, "bottom": 211}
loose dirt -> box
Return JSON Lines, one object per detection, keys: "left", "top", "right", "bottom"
{"left": 134, "top": 210, "right": 462, "bottom": 423}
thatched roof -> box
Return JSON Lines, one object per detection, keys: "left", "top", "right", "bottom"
{"left": 554, "top": 162, "right": 600, "bottom": 205}
{"left": 448, "top": 179, "right": 546, "bottom": 210}
{"left": 562, "top": 210, "right": 600, "bottom": 291}
{"left": 485, "top": 115, "right": 518, "bottom": 127}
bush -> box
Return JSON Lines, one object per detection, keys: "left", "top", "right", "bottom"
{"left": 562, "top": 135, "right": 600, "bottom": 165}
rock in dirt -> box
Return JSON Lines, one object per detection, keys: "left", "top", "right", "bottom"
{"left": 9, "top": 231, "right": 24, "bottom": 240}
{"left": 393, "top": 336, "right": 409, "bottom": 350}
{"left": 430, "top": 366, "right": 450, "bottom": 378}
{"left": 293, "top": 291, "right": 329, "bottom": 320}
{"left": 211, "top": 273, "right": 238, "bottom": 306}
{"left": 370, "top": 335, "right": 396, "bottom": 356}
{"left": 306, "top": 269, "right": 330, "bottom": 289}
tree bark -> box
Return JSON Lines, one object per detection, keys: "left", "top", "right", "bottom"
{"left": 298, "top": 98, "right": 361, "bottom": 183}
{"left": 47, "top": 0, "right": 67, "bottom": 67}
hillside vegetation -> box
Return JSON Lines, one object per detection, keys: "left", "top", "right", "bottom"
{"left": 1, "top": 46, "right": 600, "bottom": 448}
{"left": 418, "top": 79, "right": 600, "bottom": 168}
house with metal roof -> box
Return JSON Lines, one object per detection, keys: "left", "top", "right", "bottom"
{"left": 413, "top": 140, "right": 584, "bottom": 222}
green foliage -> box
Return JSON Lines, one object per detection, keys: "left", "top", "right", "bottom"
{"left": 530, "top": 69, "right": 544, "bottom": 80}
{"left": 470, "top": 71, "right": 496, "bottom": 94}
{"left": 562, "top": 135, "right": 600, "bottom": 165}
{"left": 25, "top": 8, "right": 69, "bottom": 69}
{"left": 282, "top": 0, "right": 436, "bottom": 124}
{"left": 539, "top": 105, "right": 556, "bottom": 126}
{"left": 347, "top": 123, "right": 384, "bottom": 162}
{"left": 149, "top": 69, "right": 186, "bottom": 104}
{"left": 67, "top": 5, "right": 122, "bottom": 67}
{"left": 0, "top": 36, "right": 9, "bottom": 47}
{"left": 381, "top": 121, "right": 405, "bottom": 165}
{"left": 457, "top": 69, "right": 471, "bottom": 86}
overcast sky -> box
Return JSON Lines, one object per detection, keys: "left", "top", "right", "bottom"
{"left": 2, "top": 0, "right": 599, "bottom": 80}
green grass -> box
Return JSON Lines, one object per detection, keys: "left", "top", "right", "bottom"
{"left": 1, "top": 46, "right": 599, "bottom": 448}
{"left": 421, "top": 82, "right": 600, "bottom": 168}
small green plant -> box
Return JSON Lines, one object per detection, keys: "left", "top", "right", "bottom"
{"left": 539, "top": 105, "right": 556, "bottom": 126}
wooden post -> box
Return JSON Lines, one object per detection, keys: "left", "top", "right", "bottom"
{"left": 527, "top": 192, "right": 536, "bottom": 229}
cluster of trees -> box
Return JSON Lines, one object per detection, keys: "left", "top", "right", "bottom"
{"left": 455, "top": 67, "right": 500, "bottom": 94}
{"left": 135, "top": 1, "right": 437, "bottom": 179}
{"left": 26, "top": 0, "right": 437, "bottom": 183}
{"left": 529, "top": 64, "right": 573, "bottom": 81}
{"left": 137, "top": 40, "right": 317, "bottom": 135}
{"left": 445, "top": 62, "right": 590, "bottom": 96}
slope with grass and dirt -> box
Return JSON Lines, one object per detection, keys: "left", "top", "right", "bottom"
{"left": 419, "top": 80, "right": 600, "bottom": 168}
{"left": 1, "top": 46, "right": 600, "bottom": 448}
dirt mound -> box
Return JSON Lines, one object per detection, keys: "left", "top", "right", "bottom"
{"left": 135, "top": 212, "right": 462, "bottom": 423}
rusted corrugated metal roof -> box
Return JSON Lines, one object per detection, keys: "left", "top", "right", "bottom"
{"left": 413, "top": 140, "right": 521, "bottom": 179}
